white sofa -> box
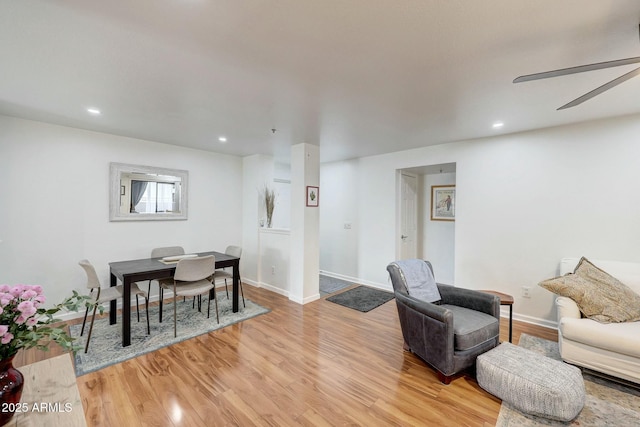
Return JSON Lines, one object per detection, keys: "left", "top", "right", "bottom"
{"left": 555, "top": 258, "right": 640, "bottom": 384}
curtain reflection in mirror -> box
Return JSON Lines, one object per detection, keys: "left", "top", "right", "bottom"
{"left": 130, "top": 181, "right": 148, "bottom": 212}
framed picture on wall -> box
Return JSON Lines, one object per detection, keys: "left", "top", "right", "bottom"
{"left": 306, "top": 186, "right": 319, "bottom": 207}
{"left": 431, "top": 185, "right": 455, "bottom": 221}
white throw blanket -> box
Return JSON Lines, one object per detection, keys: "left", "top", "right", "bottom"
{"left": 394, "top": 259, "right": 441, "bottom": 303}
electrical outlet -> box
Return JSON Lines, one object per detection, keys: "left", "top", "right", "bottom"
{"left": 344, "top": 223, "right": 352, "bottom": 229}
{"left": 522, "top": 286, "right": 531, "bottom": 298}
{"left": 271, "top": 266, "right": 276, "bottom": 275}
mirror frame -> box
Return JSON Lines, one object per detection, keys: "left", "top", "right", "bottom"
{"left": 109, "top": 162, "right": 189, "bottom": 221}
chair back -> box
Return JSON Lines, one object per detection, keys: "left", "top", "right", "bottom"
{"left": 79, "top": 259, "right": 101, "bottom": 290}
{"left": 151, "top": 246, "right": 185, "bottom": 258}
{"left": 225, "top": 245, "right": 242, "bottom": 258}
{"left": 174, "top": 255, "right": 215, "bottom": 282}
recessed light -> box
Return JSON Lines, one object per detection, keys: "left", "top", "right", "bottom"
{"left": 218, "top": 136, "right": 227, "bottom": 143}
{"left": 87, "top": 108, "right": 101, "bottom": 115}
{"left": 492, "top": 122, "right": 504, "bottom": 129}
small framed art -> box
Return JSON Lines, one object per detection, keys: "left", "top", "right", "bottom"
{"left": 431, "top": 185, "right": 455, "bottom": 221}
{"left": 306, "top": 186, "right": 319, "bottom": 207}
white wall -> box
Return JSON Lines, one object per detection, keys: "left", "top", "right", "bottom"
{"left": 319, "top": 159, "right": 359, "bottom": 279}
{"left": 0, "top": 115, "right": 243, "bottom": 309}
{"left": 241, "top": 156, "right": 292, "bottom": 291}
{"left": 258, "top": 228, "right": 290, "bottom": 295}
{"left": 422, "top": 172, "right": 456, "bottom": 284}
{"left": 272, "top": 162, "right": 291, "bottom": 230}
{"left": 319, "top": 114, "right": 640, "bottom": 326}
{"left": 242, "top": 154, "right": 274, "bottom": 284}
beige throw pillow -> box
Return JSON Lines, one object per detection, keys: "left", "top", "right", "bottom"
{"left": 539, "top": 257, "right": 640, "bottom": 323}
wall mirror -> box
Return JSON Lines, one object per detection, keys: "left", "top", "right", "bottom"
{"left": 109, "top": 163, "right": 188, "bottom": 221}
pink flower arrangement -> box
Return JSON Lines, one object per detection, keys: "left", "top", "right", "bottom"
{"left": 0, "top": 284, "right": 91, "bottom": 359}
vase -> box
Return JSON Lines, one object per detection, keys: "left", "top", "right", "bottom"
{"left": 0, "top": 355, "right": 24, "bottom": 426}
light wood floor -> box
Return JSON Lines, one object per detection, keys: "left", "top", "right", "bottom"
{"left": 16, "top": 285, "right": 557, "bottom": 426}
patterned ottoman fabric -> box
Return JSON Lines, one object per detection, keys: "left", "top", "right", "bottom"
{"left": 477, "top": 342, "right": 585, "bottom": 422}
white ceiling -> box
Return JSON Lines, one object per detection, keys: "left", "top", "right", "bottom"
{"left": 1, "top": 1, "right": 639, "bottom": 163}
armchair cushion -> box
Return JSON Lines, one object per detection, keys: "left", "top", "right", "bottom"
{"left": 539, "top": 257, "right": 640, "bottom": 323}
{"left": 443, "top": 305, "right": 500, "bottom": 351}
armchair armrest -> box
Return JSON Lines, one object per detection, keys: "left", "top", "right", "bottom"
{"left": 395, "top": 291, "right": 452, "bottom": 324}
{"left": 437, "top": 284, "right": 500, "bottom": 318}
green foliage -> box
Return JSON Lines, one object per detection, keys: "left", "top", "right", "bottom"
{"left": 0, "top": 285, "right": 101, "bottom": 359}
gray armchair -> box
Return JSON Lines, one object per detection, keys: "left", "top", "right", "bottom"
{"left": 387, "top": 260, "right": 500, "bottom": 384}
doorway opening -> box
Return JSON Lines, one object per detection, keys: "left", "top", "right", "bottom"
{"left": 396, "top": 163, "right": 456, "bottom": 284}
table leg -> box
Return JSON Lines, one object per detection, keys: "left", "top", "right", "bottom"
{"left": 109, "top": 272, "right": 117, "bottom": 325}
{"left": 509, "top": 305, "right": 513, "bottom": 343}
{"left": 123, "top": 278, "right": 131, "bottom": 347}
{"left": 232, "top": 261, "right": 239, "bottom": 313}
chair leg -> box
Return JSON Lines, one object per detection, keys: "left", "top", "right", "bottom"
{"left": 80, "top": 305, "right": 90, "bottom": 336}
{"left": 173, "top": 287, "right": 177, "bottom": 338}
{"left": 136, "top": 294, "right": 140, "bottom": 322}
{"left": 145, "top": 297, "right": 150, "bottom": 335}
{"left": 207, "top": 294, "right": 211, "bottom": 318}
{"left": 227, "top": 277, "right": 245, "bottom": 307}
{"left": 239, "top": 277, "right": 245, "bottom": 308}
{"left": 436, "top": 371, "right": 454, "bottom": 385}
{"left": 84, "top": 304, "right": 99, "bottom": 353}
{"left": 214, "top": 291, "right": 219, "bottom": 324}
{"left": 224, "top": 278, "right": 229, "bottom": 298}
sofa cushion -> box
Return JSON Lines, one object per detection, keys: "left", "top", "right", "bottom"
{"left": 442, "top": 304, "right": 499, "bottom": 351}
{"left": 560, "top": 316, "right": 640, "bottom": 358}
{"left": 393, "top": 259, "right": 441, "bottom": 303}
{"left": 560, "top": 258, "right": 640, "bottom": 295}
{"left": 539, "top": 257, "right": 640, "bottom": 323}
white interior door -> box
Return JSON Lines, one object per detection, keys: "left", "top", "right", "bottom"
{"left": 400, "top": 173, "right": 418, "bottom": 260}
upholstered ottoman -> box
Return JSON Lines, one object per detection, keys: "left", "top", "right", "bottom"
{"left": 476, "top": 342, "right": 585, "bottom": 421}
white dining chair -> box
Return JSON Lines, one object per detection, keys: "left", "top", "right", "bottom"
{"left": 214, "top": 245, "right": 245, "bottom": 308}
{"left": 149, "top": 246, "right": 185, "bottom": 294}
{"left": 79, "top": 259, "right": 150, "bottom": 353}
{"left": 160, "top": 255, "right": 218, "bottom": 337}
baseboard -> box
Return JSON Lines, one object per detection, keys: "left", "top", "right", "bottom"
{"left": 510, "top": 312, "right": 557, "bottom": 330}
{"left": 289, "top": 293, "right": 320, "bottom": 305}
{"left": 319, "top": 270, "right": 392, "bottom": 292}
{"left": 258, "top": 281, "right": 289, "bottom": 297}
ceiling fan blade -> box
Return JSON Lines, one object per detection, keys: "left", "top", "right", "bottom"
{"left": 557, "top": 66, "right": 640, "bottom": 110}
{"left": 513, "top": 56, "right": 640, "bottom": 83}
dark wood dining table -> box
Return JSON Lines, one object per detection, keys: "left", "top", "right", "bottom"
{"left": 109, "top": 251, "right": 240, "bottom": 347}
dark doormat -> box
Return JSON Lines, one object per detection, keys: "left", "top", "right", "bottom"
{"left": 326, "top": 285, "right": 394, "bottom": 312}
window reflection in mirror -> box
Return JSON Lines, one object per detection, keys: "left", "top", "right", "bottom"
{"left": 110, "top": 163, "right": 188, "bottom": 221}
{"left": 122, "top": 174, "right": 181, "bottom": 214}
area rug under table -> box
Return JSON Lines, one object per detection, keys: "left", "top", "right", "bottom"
{"left": 326, "top": 285, "right": 394, "bottom": 312}
{"left": 496, "top": 334, "right": 640, "bottom": 426}
{"left": 70, "top": 294, "right": 269, "bottom": 376}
